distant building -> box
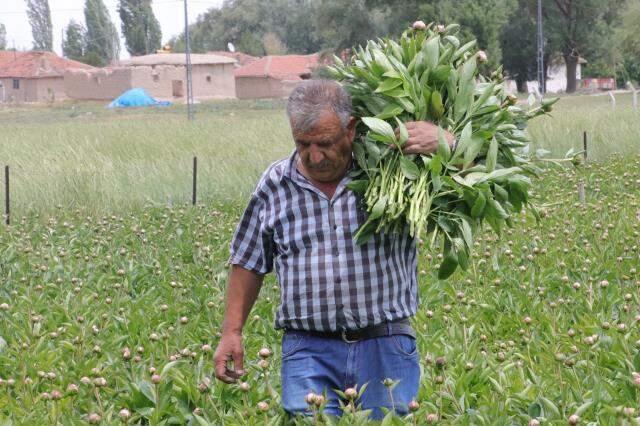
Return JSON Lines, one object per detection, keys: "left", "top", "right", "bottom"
{"left": 207, "top": 51, "right": 259, "bottom": 68}
{"left": 0, "top": 51, "right": 93, "bottom": 103}
{"left": 64, "top": 53, "right": 236, "bottom": 101}
{"left": 506, "top": 56, "right": 591, "bottom": 94}
{"left": 234, "top": 54, "right": 320, "bottom": 99}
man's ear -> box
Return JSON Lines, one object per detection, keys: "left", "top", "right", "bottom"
{"left": 346, "top": 117, "right": 357, "bottom": 141}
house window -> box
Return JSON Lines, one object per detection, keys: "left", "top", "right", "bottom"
{"left": 12, "top": 79, "right": 20, "bottom": 89}
{"left": 206, "top": 75, "right": 212, "bottom": 83}
{"left": 153, "top": 74, "right": 159, "bottom": 82}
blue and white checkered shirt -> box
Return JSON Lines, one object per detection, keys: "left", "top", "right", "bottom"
{"left": 229, "top": 150, "right": 418, "bottom": 332}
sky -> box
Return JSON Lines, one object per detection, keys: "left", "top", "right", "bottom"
{"left": 0, "top": 0, "right": 224, "bottom": 60}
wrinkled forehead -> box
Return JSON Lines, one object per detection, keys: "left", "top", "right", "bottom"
{"left": 291, "top": 109, "right": 344, "bottom": 141}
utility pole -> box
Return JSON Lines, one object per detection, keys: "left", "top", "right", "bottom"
{"left": 536, "top": 0, "right": 545, "bottom": 96}
{"left": 184, "top": 0, "right": 194, "bottom": 120}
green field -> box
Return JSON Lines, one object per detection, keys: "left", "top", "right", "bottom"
{"left": 1, "top": 92, "right": 638, "bottom": 216}
{"left": 1, "top": 95, "right": 640, "bottom": 424}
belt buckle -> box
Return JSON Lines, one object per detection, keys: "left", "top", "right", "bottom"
{"left": 341, "top": 329, "right": 359, "bottom": 343}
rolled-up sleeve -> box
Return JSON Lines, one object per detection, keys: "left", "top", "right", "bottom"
{"left": 228, "top": 193, "right": 274, "bottom": 275}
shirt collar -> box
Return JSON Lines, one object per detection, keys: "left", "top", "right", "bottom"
{"left": 281, "top": 149, "right": 356, "bottom": 184}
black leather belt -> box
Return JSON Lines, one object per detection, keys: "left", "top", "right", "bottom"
{"left": 286, "top": 318, "right": 415, "bottom": 343}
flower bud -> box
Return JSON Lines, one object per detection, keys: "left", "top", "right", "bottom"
{"left": 151, "top": 374, "right": 161, "bottom": 384}
{"left": 119, "top": 409, "right": 131, "bottom": 420}
{"left": 344, "top": 387, "right": 357, "bottom": 400}
{"left": 408, "top": 400, "right": 420, "bottom": 412}
{"left": 568, "top": 414, "right": 579, "bottom": 425}
{"left": 305, "top": 392, "right": 317, "bottom": 405}
{"left": 257, "top": 401, "right": 269, "bottom": 412}
{"left": 87, "top": 413, "right": 102, "bottom": 424}
{"left": 412, "top": 21, "right": 427, "bottom": 30}
{"left": 477, "top": 50, "right": 488, "bottom": 63}
{"left": 259, "top": 348, "right": 272, "bottom": 359}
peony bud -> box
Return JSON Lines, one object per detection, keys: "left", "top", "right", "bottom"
{"left": 259, "top": 348, "right": 272, "bottom": 359}
{"left": 87, "top": 413, "right": 102, "bottom": 424}
{"left": 305, "top": 392, "right": 317, "bottom": 405}
{"left": 119, "top": 409, "right": 131, "bottom": 420}
{"left": 477, "top": 50, "right": 488, "bottom": 63}
{"left": 412, "top": 21, "right": 427, "bottom": 30}
{"left": 344, "top": 387, "right": 357, "bottom": 400}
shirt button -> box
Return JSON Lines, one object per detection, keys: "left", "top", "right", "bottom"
{"left": 336, "top": 277, "right": 342, "bottom": 283}
{"left": 333, "top": 248, "right": 339, "bottom": 256}
{"left": 333, "top": 224, "right": 338, "bottom": 230}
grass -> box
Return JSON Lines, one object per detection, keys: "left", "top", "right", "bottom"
{"left": 0, "top": 100, "right": 291, "bottom": 216}
{"left": 1, "top": 93, "right": 639, "bottom": 217}
{"left": 527, "top": 92, "right": 640, "bottom": 159}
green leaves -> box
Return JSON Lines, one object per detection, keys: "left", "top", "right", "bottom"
{"left": 400, "top": 156, "right": 420, "bottom": 180}
{"left": 362, "top": 117, "right": 396, "bottom": 145}
{"left": 429, "top": 90, "right": 444, "bottom": 119}
{"left": 328, "top": 20, "right": 557, "bottom": 278}
{"left": 375, "top": 78, "right": 403, "bottom": 94}
{"left": 423, "top": 36, "right": 440, "bottom": 69}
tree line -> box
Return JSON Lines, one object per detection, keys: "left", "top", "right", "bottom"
{"left": 1, "top": 0, "right": 639, "bottom": 91}
{"left": 170, "top": 0, "right": 640, "bottom": 93}
{"left": 0, "top": 0, "right": 161, "bottom": 67}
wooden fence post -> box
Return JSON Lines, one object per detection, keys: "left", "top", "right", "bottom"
{"left": 608, "top": 92, "right": 616, "bottom": 110}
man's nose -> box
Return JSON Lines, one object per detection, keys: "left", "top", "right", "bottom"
{"left": 309, "top": 146, "right": 324, "bottom": 164}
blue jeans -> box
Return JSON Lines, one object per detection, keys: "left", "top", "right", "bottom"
{"left": 280, "top": 328, "right": 420, "bottom": 420}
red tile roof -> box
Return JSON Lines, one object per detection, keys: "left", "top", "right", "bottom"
{"left": 234, "top": 54, "right": 320, "bottom": 80}
{"left": 208, "top": 51, "right": 259, "bottom": 68}
{"left": 0, "top": 51, "right": 94, "bottom": 79}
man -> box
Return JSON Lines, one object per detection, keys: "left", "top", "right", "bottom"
{"left": 214, "top": 79, "right": 455, "bottom": 420}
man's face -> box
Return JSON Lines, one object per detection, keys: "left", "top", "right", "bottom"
{"left": 292, "top": 110, "right": 356, "bottom": 184}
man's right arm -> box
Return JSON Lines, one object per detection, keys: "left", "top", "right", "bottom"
{"left": 213, "top": 265, "right": 264, "bottom": 383}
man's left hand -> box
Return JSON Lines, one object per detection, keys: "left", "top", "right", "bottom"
{"left": 394, "top": 121, "right": 456, "bottom": 155}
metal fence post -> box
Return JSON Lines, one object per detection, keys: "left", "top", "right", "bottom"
{"left": 192, "top": 156, "right": 197, "bottom": 206}
{"left": 4, "top": 166, "right": 9, "bottom": 225}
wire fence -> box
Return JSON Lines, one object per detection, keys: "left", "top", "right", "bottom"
{"left": 2, "top": 156, "right": 201, "bottom": 226}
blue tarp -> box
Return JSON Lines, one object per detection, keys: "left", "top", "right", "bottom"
{"left": 107, "top": 88, "right": 172, "bottom": 108}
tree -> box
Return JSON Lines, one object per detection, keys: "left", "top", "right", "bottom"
{"left": 118, "top": 0, "right": 162, "bottom": 56}
{"left": 618, "top": 0, "right": 640, "bottom": 58}
{"left": 63, "top": 20, "right": 86, "bottom": 61}
{"left": 436, "top": 0, "right": 514, "bottom": 70}
{"left": 500, "top": 0, "right": 537, "bottom": 92}
{"left": 25, "top": 0, "right": 53, "bottom": 51}
{"left": 315, "top": 0, "right": 377, "bottom": 51}
{"left": 0, "top": 23, "right": 6, "bottom": 50}
{"left": 84, "top": 0, "right": 120, "bottom": 66}
{"left": 367, "top": 0, "right": 512, "bottom": 70}
{"left": 544, "top": 0, "right": 613, "bottom": 93}
{"left": 262, "top": 32, "right": 287, "bottom": 55}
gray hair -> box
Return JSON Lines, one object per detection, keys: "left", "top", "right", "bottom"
{"left": 285, "top": 79, "right": 352, "bottom": 133}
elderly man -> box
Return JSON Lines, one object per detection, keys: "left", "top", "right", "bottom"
{"left": 214, "top": 79, "right": 454, "bottom": 420}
